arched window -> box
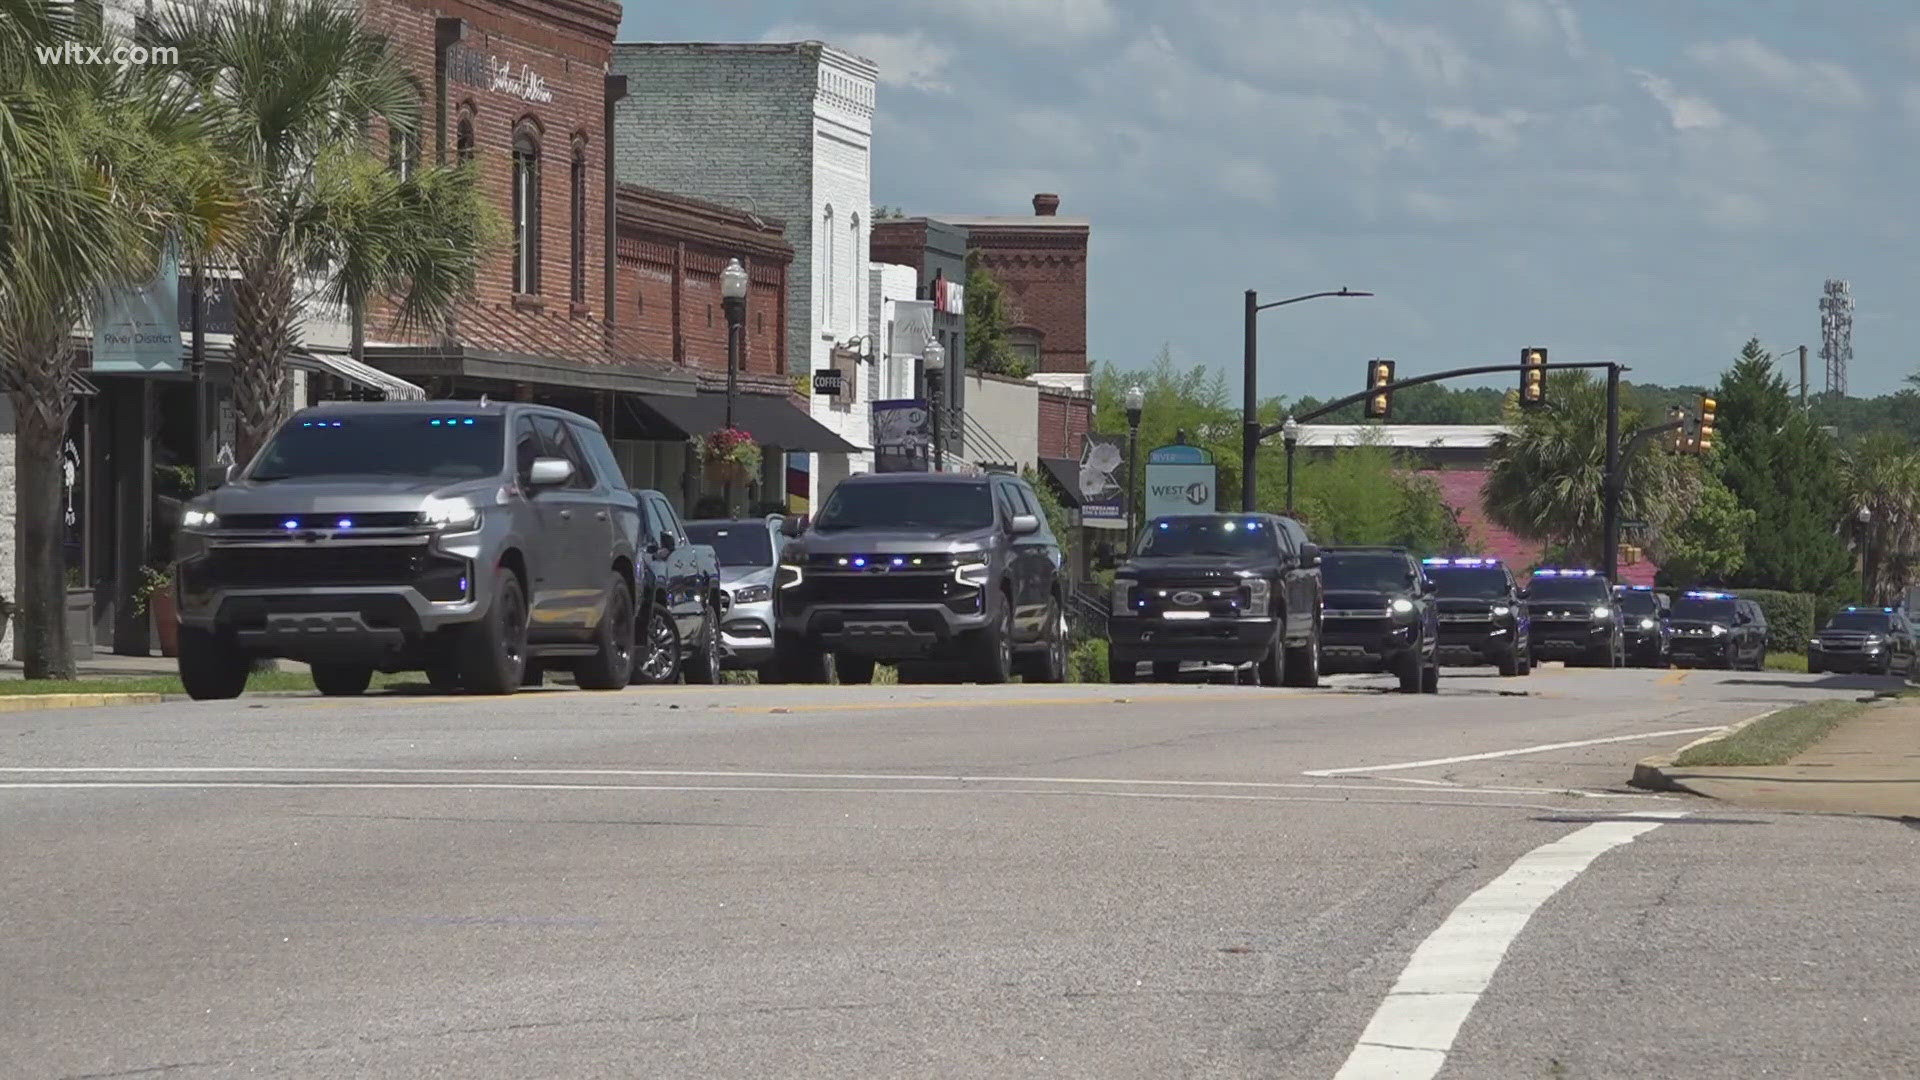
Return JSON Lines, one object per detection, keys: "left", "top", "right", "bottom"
{"left": 821, "top": 204, "right": 835, "bottom": 326}
{"left": 388, "top": 81, "right": 422, "bottom": 180}
{"left": 511, "top": 126, "right": 541, "bottom": 295}
{"left": 454, "top": 103, "right": 476, "bottom": 166}
{"left": 569, "top": 137, "right": 587, "bottom": 305}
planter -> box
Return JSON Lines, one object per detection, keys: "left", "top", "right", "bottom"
{"left": 66, "top": 588, "right": 96, "bottom": 659}
{"left": 151, "top": 589, "right": 179, "bottom": 658}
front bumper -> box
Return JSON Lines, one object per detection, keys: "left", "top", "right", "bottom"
{"left": 1319, "top": 618, "right": 1419, "bottom": 673}
{"left": 1669, "top": 637, "right": 1732, "bottom": 665}
{"left": 1809, "top": 646, "right": 1886, "bottom": 672}
{"left": 1108, "top": 615, "right": 1275, "bottom": 665}
{"left": 1435, "top": 619, "right": 1518, "bottom": 664}
{"left": 1624, "top": 630, "right": 1667, "bottom": 657}
{"left": 718, "top": 598, "right": 777, "bottom": 667}
{"left": 1530, "top": 620, "right": 1611, "bottom": 659}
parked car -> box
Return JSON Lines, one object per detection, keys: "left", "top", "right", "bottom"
{"left": 1525, "top": 569, "right": 1626, "bottom": 667}
{"left": 1104, "top": 513, "right": 1322, "bottom": 686}
{"left": 173, "top": 401, "right": 642, "bottom": 698}
{"left": 1667, "top": 590, "right": 1766, "bottom": 670}
{"left": 1808, "top": 606, "right": 1915, "bottom": 675}
{"left": 1317, "top": 546, "right": 1440, "bottom": 693}
{"left": 1615, "top": 585, "right": 1672, "bottom": 668}
{"left": 773, "top": 472, "right": 1068, "bottom": 684}
{"left": 631, "top": 489, "right": 723, "bottom": 685}
{"left": 1423, "top": 556, "right": 1531, "bottom": 677}
{"left": 685, "top": 514, "right": 787, "bottom": 674}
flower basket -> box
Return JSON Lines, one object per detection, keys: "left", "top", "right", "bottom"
{"left": 693, "top": 427, "right": 762, "bottom": 483}
{"left": 133, "top": 565, "right": 178, "bottom": 657}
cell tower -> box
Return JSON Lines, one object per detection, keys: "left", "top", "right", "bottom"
{"left": 1819, "top": 279, "right": 1854, "bottom": 397}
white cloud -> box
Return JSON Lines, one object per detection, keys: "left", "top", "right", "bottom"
{"left": 1494, "top": 0, "right": 1584, "bottom": 57}
{"left": 1687, "top": 38, "right": 1869, "bottom": 109}
{"left": 936, "top": 0, "right": 1116, "bottom": 43}
{"left": 1431, "top": 107, "right": 1531, "bottom": 148}
{"left": 1199, "top": 2, "right": 1479, "bottom": 92}
{"left": 1632, "top": 70, "right": 1726, "bottom": 131}
{"left": 1904, "top": 88, "right": 1920, "bottom": 127}
{"left": 763, "top": 26, "right": 954, "bottom": 92}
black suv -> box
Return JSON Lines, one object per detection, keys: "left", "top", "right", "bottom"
{"left": 1525, "top": 569, "right": 1626, "bottom": 667}
{"left": 1809, "top": 606, "right": 1916, "bottom": 676}
{"left": 1667, "top": 591, "right": 1766, "bottom": 670}
{"left": 1615, "top": 586, "right": 1671, "bottom": 668}
{"left": 1423, "top": 557, "right": 1531, "bottom": 677}
{"left": 1318, "top": 546, "right": 1440, "bottom": 693}
{"left": 773, "top": 472, "right": 1068, "bottom": 684}
{"left": 1105, "top": 514, "right": 1323, "bottom": 686}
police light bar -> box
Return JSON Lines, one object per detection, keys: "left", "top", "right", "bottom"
{"left": 1423, "top": 557, "right": 1501, "bottom": 566}
{"left": 1618, "top": 585, "right": 1654, "bottom": 591}
{"left": 1842, "top": 606, "right": 1896, "bottom": 613}
{"left": 1534, "top": 568, "right": 1600, "bottom": 577}
{"left": 1684, "top": 590, "right": 1734, "bottom": 599}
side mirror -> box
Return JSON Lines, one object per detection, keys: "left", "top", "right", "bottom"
{"left": 780, "top": 514, "right": 806, "bottom": 538}
{"left": 528, "top": 456, "right": 573, "bottom": 487}
{"left": 1299, "top": 542, "right": 1321, "bottom": 567}
{"left": 207, "top": 462, "right": 237, "bottom": 490}
{"left": 1009, "top": 513, "right": 1041, "bottom": 537}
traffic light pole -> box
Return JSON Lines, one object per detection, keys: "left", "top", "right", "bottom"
{"left": 1601, "top": 364, "right": 1621, "bottom": 585}
{"left": 1241, "top": 288, "right": 1374, "bottom": 511}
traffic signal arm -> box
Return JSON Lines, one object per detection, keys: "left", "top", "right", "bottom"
{"left": 1262, "top": 359, "right": 1626, "bottom": 437}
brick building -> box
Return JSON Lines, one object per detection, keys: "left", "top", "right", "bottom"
{"left": 610, "top": 41, "right": 878, "bottom": 510}
{"left": 939, "top": 193, "right": 1091, "bottom": 389}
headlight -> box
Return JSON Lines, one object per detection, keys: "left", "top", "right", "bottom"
{"left": 954, "top": 560, "right": 990, "bottom": 587}
{"left": 1639, "top": 617, "right": 1656, "bottom": 630}
{"left": 1390, "top": 598, "right": 1415, "bottom": 615}
{"left": 1591, "top": 605, "right": 1612, "bottom": 619}
{"left": 1809, "top": 638, "right": 1822, "bottom": 647}
{"left": 1491, "top": 604, "right": 1512, "bottom": 617}
{"left": 1865, "top": 635, "right": 1884, "bottom": 644}
{"left": 732, "top": 584, "right": 772, "bottom": 605}
{"left": 181, "top": 508, "right": 218, "bottom": 529}
{"left": 1709, "top": 623, "right": 1728, "bottom": 636}
{"left": 776, "top": 564, "right": 803, "bottom": 589}
{"left": 1111, "top": 576, "right": 1136, "bottom": 615}
{"left": 1245, "top": 576, "right": 1271, "bottom": 617}
{"left": 424, "top": 500, "right": 480, "bottom": 531}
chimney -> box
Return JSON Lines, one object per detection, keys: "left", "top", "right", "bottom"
{"left": 1032, "top": 192, "right": 1060, "bottom": 216}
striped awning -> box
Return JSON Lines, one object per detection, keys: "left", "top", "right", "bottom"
{"left": 290, "top": 351, "right": 425, "bottom": 401}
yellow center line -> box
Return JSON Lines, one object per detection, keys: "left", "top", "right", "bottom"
{"left": 1656, "top": 669, "right": 1690, "bottom": 686}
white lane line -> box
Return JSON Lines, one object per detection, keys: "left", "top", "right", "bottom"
{"left": 1301, "top": 725, "right": 1727, "bottom": 777}
{"left": 1335, "top": 810, "right": 1688, "bottom": 1079}
{"left": 0, "top": 767, "right": 1665, "bottom": 800}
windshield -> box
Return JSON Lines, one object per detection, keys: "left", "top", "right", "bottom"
{"left": 1825, "top": 612, "right": 1891, "bottom": 632}
{"left": 1528, "top": 577, "right": 1610, "bottom": 603}
{"left": 250, "top": 415, "right": 504, "bottom": 481}
{"left": 686, "top": 522, "right": 773, "bottom": 567}
{"left": 813, "top": 482, "right": 994, "bottom": 532}
{"left": 1616, "top": 591, "right": 1661, "bottom": 615}
{"left": 1425, "top": 567, "right": 1508, "bottom": 599}
{"left": 1133, "top": 517, "right": 1274, "bottom": 558}
{"left": 1671, "top": 597, "right": 1738, "bottom": 622}
{"left": 1322, "top": 553, "right": 1415, "bottom": 592}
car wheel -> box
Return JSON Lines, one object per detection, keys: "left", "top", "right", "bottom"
{"left": 1152, "top": 661, "right": 1183, "bottom": 683}
{"left": 457, "top": 571, "right": 529, "bottom": 696}
{"left": 177, "top": 627, "right": 250, "bottom": 701}
{"left": 1421, "top": 658, "right": 1440, "bottom": 694}
{"left": 836, "top": 654, "right": 877, "bottom": 685}
{"left": 311, "top": 663, "right": 372, "bottom": 697}
{"left": 685, "top": 600, "right": 722, "bottom": 685}
{"left": 1397, "top": 652, "right": 1423, "bottom": 694}
{"left": 424, "top": 663, "right": 462, "bottom": 692}
{"left": 1497, "top": 649, "right": 1520, "bottom": 677}
{"left": 1519, "top": 650, "right": 1533, "bottom": 676}
{"left": 1257, "top": 627, "right": 1286, "bottom": 687}
{"left": 633, "top": 606, "right": 681, "bottom": 685}
{"left": 1038, "top": 601, "right": 1070, "bottom": 683}
{"left": 574, "top": 577, "right": 636, "bottom": 691}
{"left": 770, "top": 632, "right": 833, "bottom": 684}
{"left": 972, "top": 597, "right": 1014, "bottom": 685}
{"left": 1283, "top": 621, "right": 1320, "bottom": 688}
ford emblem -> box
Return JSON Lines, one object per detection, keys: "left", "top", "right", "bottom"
{"left": 1171, "top": 590, "right": 1203, "bottom": 606}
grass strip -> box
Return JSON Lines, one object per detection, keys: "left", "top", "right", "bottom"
{"left": 1763, "top": 651, "right": 1808, "bottom": 673}
{"left": 1673, "top": 700, "right": 1869, "bottom": 768}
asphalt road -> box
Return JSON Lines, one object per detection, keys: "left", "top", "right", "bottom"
{"left": 3, "top": 663, "right": 1915, "bottom": 1079}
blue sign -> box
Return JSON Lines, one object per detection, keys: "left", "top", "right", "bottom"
{"left": 1147, "top": 444, "right": 1212, "bottom": 465}
{"left": 94, "top": 241, "right": 181, "bottom": 372}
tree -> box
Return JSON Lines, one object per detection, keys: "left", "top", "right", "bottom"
{"left": 1483, "top": 370, "right": 1684, "bottom": 568}
{"left": 1837, "top": 432, "right": 1920, "bottom": 603}
{"left": 154, "top": 0, "right": 493, "bottom": 465}
{"left": 0, "top": 3, "right": 232, "bottom": 677}
{"left": 1715, "top": 339, "right": 1852, "bottom": 594}
{"left": 1651, "top": 466, "right": 1753, "bottom": 589}
{"left": 1292, "top": 444, "right": 1466, "bottom": 553}
{"left": 963, "top": 250, "right": 1029, "bottom": 379}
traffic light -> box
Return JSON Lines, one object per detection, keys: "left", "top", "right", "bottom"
{"left": 1519, "top": 348, "right": 1547, "bottom": 409}
{"left": 1667, "top": 405, "right": 1689, "bottom": 453}
{"left": 1695, "top": 393, "right": 1717, "bottom": 453}
{"left": 1363, "top": 359, "right": 1395, "bottom": 419}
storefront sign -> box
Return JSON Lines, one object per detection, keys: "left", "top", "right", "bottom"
{"left": 94, "top": 241, "right": 180, "bottom": 372}
{"left": 1143, "top": 444, "right": 1217, "bottom": 521}
{"left": 448, "top": 46, "right": 553, "bottom": 103}
{"left": 872, "top": 399, "right": 932, "bottom": 473}
{"left": 889, "top": 300, "right": 934, "bottom": 359}
{"left": 812, "top": 369, "right": 844, "bottom": 397}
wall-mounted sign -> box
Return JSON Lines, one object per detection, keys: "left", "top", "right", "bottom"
{"left": 812, "top": 369, "right": 844, "bottom": 397}
{"left": 94, "top": 241, "right": 180, "bottom": 372}
{"left": 1143, "top": 443, "right": 1217, "bottom": 521}
{"left": 448, "top": 47, "right": 553, "bottom": 104}
{"left": 1078, "top": 434, "right": 1126, "bottom": 524}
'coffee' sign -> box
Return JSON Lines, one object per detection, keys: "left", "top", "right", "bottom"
{"left": 449, "top": 47, "right": 554, "bottom": 104}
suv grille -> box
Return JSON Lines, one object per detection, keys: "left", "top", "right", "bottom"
{"left": 1137, "top": 581, "right": 1248, "bottom": 618}
{"left": 203, "top": 544, "right": 447, "bottom": 589}
{"left": 798, "top": 571, "right": 959, "bottom": 604}
{"left": 218, "top": 511, "right": 426, "bottom": 531}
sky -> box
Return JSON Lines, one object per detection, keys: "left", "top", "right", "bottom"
{"left": 619, "top": 0, "right": 1920, "bottom": 399}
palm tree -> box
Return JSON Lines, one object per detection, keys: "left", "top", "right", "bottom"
{"left": 0, "top": 3, "right": 232, "bottom": 677}
{"left": 1838, "top": 432, "right": 1920, "bottom": 603}
{"left": 153, "top": 0, "right": 494, "bottom": 465}
{"left": 1483, "top": 373, "right": 1687, "bottom": 569}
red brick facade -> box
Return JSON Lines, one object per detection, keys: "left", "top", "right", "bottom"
{"left": 948, "top": 194, "right": 1090, "bottom": 376}
{"left": 1037, "top": 386, "right": 1093, "bottom": 461}
{"left": 613, "top": 184, "right": 792, "bottom": 391}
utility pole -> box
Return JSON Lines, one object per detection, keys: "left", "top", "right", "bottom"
{"left": 1798, "top": 344, "right": 1808, "bottom": 407}
{"left": 1601, "top": 364, "right": 1621, "bottom": 584}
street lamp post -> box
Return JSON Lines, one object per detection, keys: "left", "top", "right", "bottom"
{"left": 1241, "top": 287, "right": 1373, "bottom": 511}
{"left": 925, "top": 337, "right": 947, "bottom": 471}
{"left": 1858, "top": 505, "right": 1873, "bottom": 601}
{"left": 1125, "top": 385, "right": 1144, "bottom": 543}
{"left": 720, "top": 258, "right": 749, "bottom": 513}
{"left": 1281, "top": 415, "right": 1299, "bottom": 515}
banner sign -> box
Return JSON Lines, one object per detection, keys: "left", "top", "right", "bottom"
{"left": 872, "top": 398, "right": 933, "bottom": 473}
{"left": 1078, "top": 434, "right": 1127, "bottom": 523}
{"left": 889, "top": 300, "right": 934, "bottom": 359}
{"left": 94, "top": 241, "right": 181, "bottom": 372}
{"left": 176, "top": 273, "right": 236, "bottom": 336}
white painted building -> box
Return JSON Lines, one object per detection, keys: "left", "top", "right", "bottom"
{"left": 611, "top": 41, "right": 878, "bottom": 508}
{"left": 870, "top": 263, "right": 920, "bottom": 404}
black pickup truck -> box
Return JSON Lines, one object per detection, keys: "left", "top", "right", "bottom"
{"left": 1316, "top": 546, "right": 1441, "bottom": 693}
{"left": 1104, "top": 513, "right": 1323, "bottom": 687}
{"left": 628, "top": 488, "right": 724, "bottom": 685}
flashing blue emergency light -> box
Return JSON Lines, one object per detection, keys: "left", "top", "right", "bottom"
{"left": 1621, "top": 585, "right": 1653, "bottom": 591}
{"left": 282, "top": 519, "right": 298, "bottom": 530}
{"left": 852, "top": 557, "right": 868, "bottom": 568}
{"left": 1535, "top": 568, "right": 1600, "bottom": 578}
{"left": 1684, "top": 590, "right": 1734, "bottom": 599}
{"left": 336, "top": 518, "right": 353, "bottom": 529}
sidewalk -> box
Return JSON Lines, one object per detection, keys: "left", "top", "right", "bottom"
{"left": 0, "top": 654, "right": 310, "bottom": 679}
{"left": 1640, "top": 702, "right": 1920, "bottom": 818}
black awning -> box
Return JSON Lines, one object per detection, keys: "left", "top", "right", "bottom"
{"left": 1037, "top": 457, "right": 1086, "bottom": 507}
{"left": 623, "top": 391, "right": 859, "bottom": 454}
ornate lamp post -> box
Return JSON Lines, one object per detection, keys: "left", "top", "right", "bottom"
{"left": 1858, "top": 504, "right": 1873, "bottom": 602}
{"left": 925, "top": 337, "right": 947, "bottom": 471}
{"left": 1281, "top": 415, "right": 1300, "bottom": 514}
{"left": 719, "top": 258, "right": 750, "bottom": 513}
{"left": 1125, "top": 385, "right": 1144, "bottom": 542}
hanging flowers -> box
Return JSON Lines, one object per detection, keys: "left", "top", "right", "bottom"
{"left": 694, "top": 427, "right": 763, "bottom": 479}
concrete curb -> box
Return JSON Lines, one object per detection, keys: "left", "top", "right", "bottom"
{"left": 1629, "top": 694, "right": 1890, "bottom": 794}
{"left": 0, "top": 693, "right": 165, "bottom": 713}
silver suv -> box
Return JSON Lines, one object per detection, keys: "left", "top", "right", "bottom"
{"left": 174, "top": 401, "right": 643, "bottom": 698}
{"left": 685, "top": 514, "right": 787, "bottom": 674}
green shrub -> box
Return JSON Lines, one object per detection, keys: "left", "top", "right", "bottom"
{"left": 1070, "top": 637, "right": 1108, "bottom": 683}
{"left": 1733, "top": 589, "right": 1813, "bottom": 653}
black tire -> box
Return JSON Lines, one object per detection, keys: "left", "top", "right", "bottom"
{"left": 177, "top": 627, "right": 250, "bottom": 701}
{"left": 1257, "top": 629, "right": 1286, "bottom": 687}
{"left": 685, "top": 599, "right": 722, "bottom": 685}
{"left": 1497, "top": 650, "right": 1520, "bottom": 677}
{"left": 1397, "top": 652, "right": 1423, "bottom": 693}
{"left": 770, "top": 633, "right": 832, "bottom": 684}
{"left": 633, "top": 606, "right": 681, "bottom": 685}
{"left": 521, "top": 660, "right": 544, "bottom": 688}
{"left": 459, "top": 571, "right": 530, "bottom": 695}
{"left": 1807, "top": 657, "right": 1824, "bottom": 675}
{"left": 311, "top": 663, "right": 372, "bottom": 697}
{"left": 1109, "top": 653, "right": 1137, "bottom": 684}
{"left": 574, "top": 577, "right": 636, "bottom": 690}
{"left": 836, "top": 653, "right": 877, "bottom": 685}
{"left": 1519, "top": 650, "right": 1533, "bottom": 675}
{"left": 1282, "top": 621, "right": 1320, "bottom": 688}
{"left": 972, "top": 597, "right": 1014, "bottom": 685}
{"left": 424, "top": 663, "right": 462, "bottom": 692}
{"left": 1421, "top": 659, "right": 1440, "bottom": 694}
{"left": 1019, "top": 600, "right": 1070, "bottom": 683}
